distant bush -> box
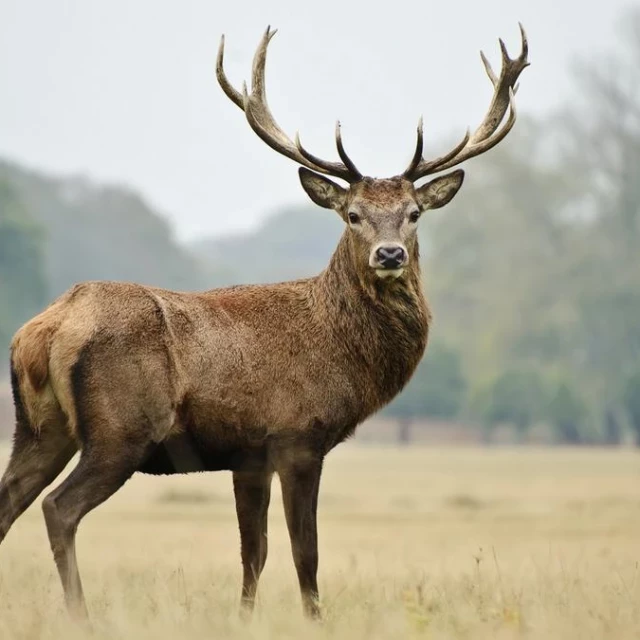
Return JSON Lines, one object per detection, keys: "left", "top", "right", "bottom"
{"left": 622, "top": 371, "right": 640, "bottom": 445}
{"left": 546, "top": 380, "right": 587, "bottom": 444}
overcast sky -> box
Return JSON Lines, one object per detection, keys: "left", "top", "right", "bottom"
{"left": 0, "top": 0, "right": 631, "bottom": 241}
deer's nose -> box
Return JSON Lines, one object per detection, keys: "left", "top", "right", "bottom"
{"left": 374, "top": 245, "right": 407, "bottom": 269}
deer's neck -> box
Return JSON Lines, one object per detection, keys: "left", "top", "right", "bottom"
{"left": 313, "top": 232, "right": 431, "bottom": 410}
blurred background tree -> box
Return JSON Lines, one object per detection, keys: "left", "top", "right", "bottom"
{"left": 622, "top": 371, "right": 640, "bottom": 446}
{"left": 546, "top": 380, "right": 588, "bottom": 445}
{"left": 475, "top": 368, "right": 548, "bottom": 443}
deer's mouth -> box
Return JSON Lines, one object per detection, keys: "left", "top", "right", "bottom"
{"left": 375, "top": 268, "right": 405, "bottom": 279}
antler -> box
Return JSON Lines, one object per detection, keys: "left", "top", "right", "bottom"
{"left": 402, "top": 23, "right": 530, "bottom": 181}
{"left": 216, "top": 26, "right": 363, "bottom": 183}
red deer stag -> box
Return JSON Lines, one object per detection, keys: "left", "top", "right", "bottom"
{"left": 0, "top": 25, "right": 529, "bottom": 620}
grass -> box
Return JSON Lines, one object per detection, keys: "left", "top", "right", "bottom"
{"left": 1, "top": 444, "right": 640, "bottom": 639}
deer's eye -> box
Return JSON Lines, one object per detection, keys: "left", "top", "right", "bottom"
{"left": 409, "top": 210, "right": 421, "bottom": 223}
{"left": 348, "top": 212, "right": 360, "bottom": 225}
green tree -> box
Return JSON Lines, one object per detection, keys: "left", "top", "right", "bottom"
{"left": 478, "top": 368, "right": 547, "bottom": 441}
{"left": 546, "top": 381, "right": 586, "bottom": 444}
{"left": 622, "top": 371, "right": 640, "bottom": 445}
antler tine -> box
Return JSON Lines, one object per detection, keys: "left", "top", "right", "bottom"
{"left": 469, "top": 23, "right": 529, "bottom": 145}
{"left": 295, "top": 121, "right": 363, "bottom": 180}
{"left": 216, "top": 27, "right": 363, "bottom": 183}
{"left": 250, "top": 25, "right": 277, "bottom": 101}
{"left": 480, "top": 51, "right": 498, "bottom": 87}
{"left": 518, "top": 22, "right": 529, "bottom": 60}
{"left": 402, "top": 117, "right": 425, "bottom": 179}
{"left": 335, "top": 121, "right": 363, "bottom": 181}
{"left": 402, "top": 125, "right": 471, "bottom": 180}
{"left": 216, "top": 34, "right": 244, "bottom": 110}
{"left": 291, "top": 126, "right": 360, "bottom": 181}
{"left": 402, "top": 24, "right": 529, "bottom": 182}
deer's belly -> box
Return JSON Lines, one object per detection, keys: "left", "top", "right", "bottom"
{"left": 136, "top": 430, "right": 269, "bottom": 475}
{"left": 136, "top": 384, "right": 366, "bottom": 476}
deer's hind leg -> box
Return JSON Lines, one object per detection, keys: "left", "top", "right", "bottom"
{"left": 0, "top": 395, "right": 77, "bottom": 546}
{"left": 41, "top": 341, "right": 178, "bottom": 619}
{"left": 42, "top": 436, "right": 152, "bottom": 619}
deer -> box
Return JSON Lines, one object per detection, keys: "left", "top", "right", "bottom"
{"left": 0, "top": 25, "right": 529, "bottom": 621}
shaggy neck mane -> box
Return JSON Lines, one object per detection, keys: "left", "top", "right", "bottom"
{"left": 312, "top": 231, "right": 431, "bottom": 410}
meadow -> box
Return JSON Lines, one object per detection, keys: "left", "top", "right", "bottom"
{"left": 0, "top": 444, "right": 639, "bottom": 639}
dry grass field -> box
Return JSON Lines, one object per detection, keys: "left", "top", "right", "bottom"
{"left": 1, "top": 444, "right": 639, "bottom": 639}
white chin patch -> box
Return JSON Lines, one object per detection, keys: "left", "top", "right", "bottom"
{"left": 375, "top": 268, "right": 404, "bottom": 279}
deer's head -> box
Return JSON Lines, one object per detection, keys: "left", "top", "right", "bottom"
{"left": 217, "top": 27, "right": 529, "bottom": 281}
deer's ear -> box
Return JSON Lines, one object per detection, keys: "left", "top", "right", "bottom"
{"left": 299, "top": 168, "right": 347, "bottom": 210}
{"left": 415, "top": 169, "right": 465, "bottom": 210}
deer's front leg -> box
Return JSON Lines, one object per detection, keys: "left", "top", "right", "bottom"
{"left": 278, "top": 452, "right": 323, "bottom": 619}
{"left": 233, "top": 470, "right": 273, "bottom": 616}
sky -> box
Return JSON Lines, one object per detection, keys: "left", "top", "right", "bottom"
{"left": 0, "top": 0, "right": 631, "bottom": 241}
